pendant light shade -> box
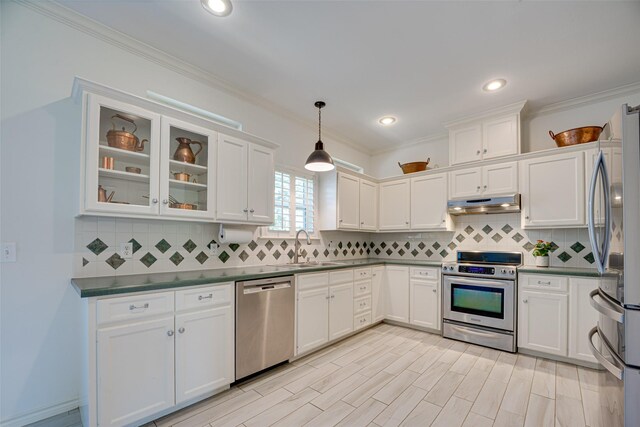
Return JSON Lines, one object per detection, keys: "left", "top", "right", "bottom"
{"left": 305, "top": 101, "right": 335, "bottom": 172}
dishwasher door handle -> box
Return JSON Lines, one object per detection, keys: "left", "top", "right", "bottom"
{"left": 243, "top": 282, "right": 292, "bottom": 294}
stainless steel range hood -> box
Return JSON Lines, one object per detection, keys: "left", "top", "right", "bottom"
{"left": 447, "top": 194, "right": 521, "bottom": 215}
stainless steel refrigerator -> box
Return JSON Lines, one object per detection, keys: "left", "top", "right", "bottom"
{"left": 588, "top": 104, "right": 640, "bottom": 427}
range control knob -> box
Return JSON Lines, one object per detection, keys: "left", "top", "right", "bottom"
{"left": 509, "top": 270, "right": 515, "bottom": 275}
{"left": 501, "top": 268, "right": 507, "bottom": 274}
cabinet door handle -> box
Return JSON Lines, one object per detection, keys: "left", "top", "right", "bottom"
{"left": 476, "top": 150, "right": 481, "bottom": 155}
{"left": 523, "top": 299, "right": 528, "bottom": 303}
{"left": 537, "top": 281, "right": 551, "bottom": 285}
{"left": 243, "top": 208, "right": 248, "bottom": 213}
{"left": 525, "top": 216, "right": 530, "bottom": 220}
{"left": 432, "top": 289, "right": 437, "bottom": 293}
{"left": 129, "top": 303, "right": 149, "bottom": 310}
{"left": 167, "top": 330, "right": 174, "bottom": 336}
{"left": 361, "top": 222, "right": 364, "bottom": 225}
{"left": 476, "top": 186, "right": 481, "bottom": 191}
{"left": 152, "top": 198, "right": 158, "bottom": 204}
{"left": 339, "top": 219, "right": 343, "bottom": 222}
{"left": 162, "top": 199, "right": 169, "bottom": 205}
{"left": 250, "top": 209, "right": 255, "bottom": 213}
{"left": 483, "top": 148, "right": 487, "bottom": 154}
{"left": 331, "top": 295, "right": 335, "bottom": 299}
{"left": 178, "top": 327, "right": 185, "bottom": 334}
{"left": 405, "top": 221, "right": 409, "bottom": 225}
{"left": 483, "top": 185, "right": 487, "bottom": 189}
{"left": 198, "top": 294, "right": 213, "bottom": 301}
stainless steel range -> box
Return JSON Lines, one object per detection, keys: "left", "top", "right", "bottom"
{"left": 442, "top": 251, "right": 522, "bottom": 352}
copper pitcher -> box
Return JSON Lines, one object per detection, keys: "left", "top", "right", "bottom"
{"left": 98, "top": 185, "right": 115, "bottom": 203}
{"left": 106, "top": 114, "right": 146, "bottom": 152}
{"left": 173, "top": 137, "right": 202, "bottom": 164}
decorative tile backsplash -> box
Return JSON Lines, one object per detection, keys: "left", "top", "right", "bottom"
{"left": 74, "top": 212, "right": 596, "bottom": 277}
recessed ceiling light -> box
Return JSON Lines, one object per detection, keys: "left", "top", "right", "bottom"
{"left": 483, "top": 79, "right": 507, "bottom": 92}
{"left": 378, "top": 116, "right": 397, "bottom": 126}
{"left": 201, "top": 0, "right": 232, "bottom": 17}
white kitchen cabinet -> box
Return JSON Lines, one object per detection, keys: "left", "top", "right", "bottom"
{"left": 175, "top": 305, "right": 234, "bottom": 404}
{"left": 97, "top": 316, "right": 175, "bottom": 427}
{"left": 385, "top": 266, "right": 410, "bottom": 323}
{"left": 449, "top": 124, "right": 483, "bottom": 165}
{"left": 296, "top": 287, "right": 330, "bottom": 354}
{"left": 410, "top": 173, "right": 449, "bottom": 230}
{"left": 216, "top": 134, "right": 274, "bottom": 224}
{"left": 518, "top": 290, "right": 568, "bottom": 356}
{"left": 520, "top": 151, "right": 585, "bottom": 228}
{"left": 482, "top": 114, "right": 519, "bottom": 160}
{"left": 337, "top": 173, "right": 360, "bottom": 230}
{"left": 359, "top": 179, "right": 378, "bottom": 230}
{"left": 371, "top": 267, "right": 385, "bottom": 322}
{"left": 569, "top": 278, "right": 600, "bottom": 364}
{"left": 379, "top": 179, "right": 411, "bottom": 230}
{"left": 449, "top": 162, "right": 518, "bottom": 199}
{"left": 329, "top": 283, "right": 354, "bottom": 340}
{"left": 160, "top": 116, "right": 216, "bottom": 220}
{"left": 449, "top": 167, "right": 482, "bottom": 199}
{"left": 409, "top": 279, "right": 440, "bottom": 330}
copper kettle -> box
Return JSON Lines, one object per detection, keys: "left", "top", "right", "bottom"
{"left": 106, "top": 114, "right": 146, "bottom": 152}
{"left": 98, "top": 185, "right": 115, "bottom": 203}
{"left": 173, "top": 137, "right": 202, "bottom": 164}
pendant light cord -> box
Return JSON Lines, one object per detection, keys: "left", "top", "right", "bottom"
{"left": 318, "top": 106, "right": 322, "bottom": 142}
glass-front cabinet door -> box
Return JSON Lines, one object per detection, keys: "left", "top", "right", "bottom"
{"left": 159, "top": 117, "right": 216, "bottom": 219}
{"left": 85, "top": 94, "right": 161, "bottom": 215}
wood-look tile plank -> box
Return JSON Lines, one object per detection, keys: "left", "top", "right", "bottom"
{"left": 389, "top": 337, "right": 421, "bottom": 355}
{"left": 244, "top": 388, "right": 319, "bottom": 427}
{"left": 373, "top": 385, "right": 427, "bottom": 427}
{"left": 454, "top": 369, "right": 489, "bottom": 402}
{"left": 352, "top": 344, "right": 394, "bottom": 367}
{"left": 412, "top": 361, "right": 452, "bottom": 392}
{"left": 336, "top": 398, "right": 388, "bottom": 427}
{"left": 172, "top": 389, "right": 261, "bottom": 427}
{"left": 407, "top": 346, "right": 447, "bottom": 374}
{"left": 489, "top": 352, "right": 518, "bottom": 383}
{"left": 238, "top": 363, "right": 297, "bottom": 392}
{"left": 333, "top": 344, "right": 375, "bottom": 366}
{"left": 425, "top": 371, "right": 465, "bottom": 407}
{"left": 271, "top": 403, "right": 322, "bottom": 427}
{"left": 284, "top": 362, "right": 340, "bottom": 393}
{"left": 499, "top": 376, "right": 533, "bottom": 416}
{"left": 383, "top": 350, "right": 421, "bottom": 375}
{"left": 399, "top": 400, "right": 441, "bottom": 427}
{"left": 155, "top": 387, "right": 244, "bottom": 427}
{"left": 342, "top": 371, "right": 395, "bottom": 407}
{"left": 576, "top": 366, "right": 601, "bottom": 392}
{"left": 531, "top": 358, "right": 556, "bottom": 399}
{"left": 305, "top": 400, "right": 355, "bottom": 427}
{"left": 511, "top": 355, "right": 537, "bottom": 382}
{"left": 359, "top": 353, "right": 398, "bottom": 377}
{"left": 461, "top": 412, "right": 493, "bottom": 427}
{"left": 449, "top": 352, "right": 478, "bottom": 375}
{"left": 555, "top": 395, "right": 586, "bottom": 427}
{"left": 431, "top": 396, "right": 473, "bottom": 427}
{"left": 493, "top": 410, "right": 525, "bottom": 427}
{"left": 372, "top": 370, "right": 420, "bottom": 405}
{"left": 580, "top": 387, "right": 604, "bottom": 427}
{"left": 312, "top": 373, "right": 369, "bottom": 410}
{"left": 310, "top": 362, "right": 363, "bottom": 393}
{"left": 470, "top": 378, "right": 508, "bottom": 419}
{"left": 556, "top": 362, "right": 582, "bottom": 400}
{"left": 524, "top": 394, "right": 555, "bottom": 427}
{"left": 209, "top": 388, "right": 292, "bottom": 427}
{"left": 254, "top": 364, "right": 316, "bottom": 396}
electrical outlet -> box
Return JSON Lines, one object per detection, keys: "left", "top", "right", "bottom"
{"left": 119, "top": 242, "right": 133, "bottom": 259}
{"left": 1, "top": 242, "right": 16, "bottom": 263}
{"left": 208, "top": 242, "right": 219, "bottom": 256}
{"left": 327, "top": 240, "right": 333, "bottom": 248}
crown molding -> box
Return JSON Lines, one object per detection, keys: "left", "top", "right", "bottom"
{"left": 16, "top": 0, "right": 372, "bottom": 155}
{"left": 526, "top": 81, "right": 640, "bottom": 118}
{"left": 371, "top": 132, "right": 448, "bottom": 156}
{"left": 443, "top": 100, "right": 528, "bottom": 129}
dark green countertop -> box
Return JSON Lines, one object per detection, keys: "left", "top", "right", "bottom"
{"left": 71, "top": 258, "right": 443, "bottom": 298}
{"left": 518, "top": 266, "right": 604, "bottom": 277}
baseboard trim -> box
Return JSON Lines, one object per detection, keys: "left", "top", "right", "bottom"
{"left": 517, "top": 348, "right": 602, "bottom": 370}
{"left": 0, "top": 399, "right": 79, "bottom": 427}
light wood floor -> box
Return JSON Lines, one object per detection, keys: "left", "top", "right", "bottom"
{"left": 149, "top": 323, "right": 615, "bottom": 427}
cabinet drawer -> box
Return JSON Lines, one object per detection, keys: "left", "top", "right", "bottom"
{"left": 520, "top": 274, "right": 568, "bottom": 292}
{"left": 329, "top": 269, "right": 354, "bottom": 284}
{"left": 97, "top": 292, "right": 174, "bottom": 325}
{"left": 354, "top": 268, "right": 372, "bottom": 280}
{"left": 297, "top": 272, "right": 329, "bottom": 290}
{"left": 354, "top": 311, "right": 372, "bottom": 330}
{"left": 410, "top": 267, "right": 439, "bottom": 280}
{"left": 354, "top": 279, "right": 372, "bottom": 297}
{"left": 354, "top": 296, "right": 372, "bottom": 314}
{"left": 175, "top": 284, "right": 232, "bottom": 311}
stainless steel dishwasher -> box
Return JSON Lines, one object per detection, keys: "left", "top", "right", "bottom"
{"left": 235, "top": 276, "right": 295, "bottom": 380}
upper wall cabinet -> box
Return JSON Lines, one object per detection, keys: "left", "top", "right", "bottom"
{"left": 379, "top": 179, "right": 410, "bottom": 231}
{"left": 520, "top": 151, "right": 585, "bottom": 228}
{"left": 449, "top": 161, "right": 518, "bottom": 199}
{"left": 216, "top": 134, "right": 274, "bottom": 224}
{"left": 318, "top": 171, "right": 378, "bottom": 231}
{"left": 410, "top": 173, "right": 449, "bottom": 230}
{"left": 75, "top": 78, "right": 278, "bottom": 223}
{"left": 446, "top": 101, "right": 525, "bottom": 166}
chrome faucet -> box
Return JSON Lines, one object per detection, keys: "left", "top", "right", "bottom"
{"left": 293, "top": 229, "right": 311, "bottom": 264}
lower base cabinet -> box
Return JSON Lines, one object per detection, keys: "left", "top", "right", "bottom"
{"left": 371, "top": 267, "right": 385, "bottom": 322}
{"left": 409, "top": 279, "right": 440, "bottom": 330}
{"left": 86, "top": 284, "right": 234, "bottom": 427}
{"left": 296, "top": 287, "right": 330, "bottom": 354}
{"left": 569, "top": 278, "right": 600, "bottom": 363}
{"left": 385, "top": 266, "right": 410, "bottom": 323}
{"left": 518, "top": 289, "right": 569, "bottom": 356}
{"left": 329, "top": 283, "right": 354, "bottom": 340}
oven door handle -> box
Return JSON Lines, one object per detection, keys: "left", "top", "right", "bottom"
{"left": 449, "top": 325, "right": 499, "bottom": 338}
{"left": 588, "top": 326, "right": 624, "bottom": 380}
{"left": 445, "top": 276, "right": 513, "bottom": 288}
{"left": 589, "top": 289, "right": 624, "bottom": 323}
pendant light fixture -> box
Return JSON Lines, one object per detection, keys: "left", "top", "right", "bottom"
{"left": 304, "top": 101, "right": 335, "bottom": 172}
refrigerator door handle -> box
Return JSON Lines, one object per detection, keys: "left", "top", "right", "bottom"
{"left": 589, "top": 289, "right": 624, "bottom": 323}
{"left": 588, "top": 326, "right": 624, "bottom": 380}
{"left": 587, "top": 151, "right": 611, "bottom": 274}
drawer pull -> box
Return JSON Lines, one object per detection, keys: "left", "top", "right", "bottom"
{"left": 129, "top": 303, "right": 149, "bottom": 311}
{"left": 198, "top": 294, "right": 213, "bottom": 301}
{"left": 167, "top": 330, "right": 174, "bottom": 337}
{"left": 178, "top": 327, "right": 185, "bottom": 334}
{"left": 537, "top": 281, "right": 551, "bottom": 285}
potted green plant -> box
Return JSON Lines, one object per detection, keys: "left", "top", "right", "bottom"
{"left": 533, "top": 240, "right": 553, "bottom": 267}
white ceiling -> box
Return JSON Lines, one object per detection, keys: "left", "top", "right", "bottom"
{"left": 58, "top": 0, "right": 640, "bottom": 153}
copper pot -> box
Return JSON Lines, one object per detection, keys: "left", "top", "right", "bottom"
{"left": 173, "top": 137, "right": 202, "bottom": 164}
{"left": 98, "top": 185, "right": 115, "bottom": 203}
{"left": 169, "top": 202, "right": 197, "bottom": 210}
{"left": 106, "top": 114, "right": 147, "bottom": 152}
{"left": 398, "top": 158, "right": 430, "bottom": 174}
{"left": 173, "top": 172, "right": 191, "bottom": 182}
{"left": 549, "top": 124, "right": 607, "bottom": 147}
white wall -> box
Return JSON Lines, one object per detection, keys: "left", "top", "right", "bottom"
{"left": 0, "top": 2, "right": 370, "bottom": 424}
{"left": 370, "top": 89, "right": 640, "bottom": 178}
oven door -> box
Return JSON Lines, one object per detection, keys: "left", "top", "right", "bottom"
{"left": 443, "top": 275, "right": 515, "bottom": 331}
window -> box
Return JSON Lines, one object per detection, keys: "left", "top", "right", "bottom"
{"left": 268, "top": 169, "right": 316, "bottom": 236}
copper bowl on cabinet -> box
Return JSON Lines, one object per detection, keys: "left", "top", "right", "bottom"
{"left": 169, "top": 202, "right": 197, "bottom": 210}
{"left": 173, "top": 172, "right": 191, "bottom": 182}
{"left": 398, "top": 158, "right": 430, "bottom": 174}
{"left": 549, "top": 124, "right": 607, "bottom": 147}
